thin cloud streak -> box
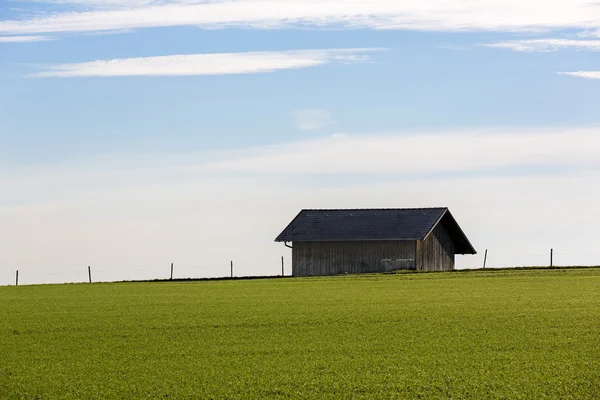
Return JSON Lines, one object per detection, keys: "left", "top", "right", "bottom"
{"left": 2, "top": 0, "right": 600, "bottom": 36}
{"left": 485, "top": 38, "right": 600, "bottom": 52}
{"left": 17, "top": 0, "right": 211, "bottom": 9}
{"left": 30, "top": 48, "right": 384, "bottom": 78}
{"left": 559, "top": 71, "right": 600, "bottom": 79}
{"left": 206, "top": 129, "right": 600, "bottom": 174}
{"left": 0, "top": 35, "right": 53, "bottom": 42}
{"left": 4, "top": 128, "right": 598, "bottom": 206}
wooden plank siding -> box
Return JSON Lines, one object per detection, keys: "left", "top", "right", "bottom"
{"left": 292, "top": 241, "right": 416, "bottom": 277}
{"left": 416, "top": 223, "right": 455, "bottom": 271}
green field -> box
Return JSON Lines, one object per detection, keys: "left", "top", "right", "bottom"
{"left": 1, "top": 268, "right": 599, "bottom": 399}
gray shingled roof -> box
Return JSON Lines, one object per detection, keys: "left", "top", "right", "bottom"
{"left": 275, "top": 207, "right": 476, "bottom": 254}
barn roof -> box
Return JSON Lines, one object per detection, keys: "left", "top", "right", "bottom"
{"left": 275, "top": 207, "right": 476, "bottom": 254}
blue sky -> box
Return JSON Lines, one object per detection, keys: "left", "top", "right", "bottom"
{"left": 1, "top": 0, "right": 600, "bottom": 284}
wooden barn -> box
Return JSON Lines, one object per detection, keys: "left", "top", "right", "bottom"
{"left": 275, "top": 208, "right": 476, "bottom": 276}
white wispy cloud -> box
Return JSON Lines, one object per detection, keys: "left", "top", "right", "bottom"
{"left": 485, "top": 39, "right": 600, "bottom": 52}
{"left": 2, "top": 0, "right": 600, "bottom": 36}
{"left": 291, "top": 109, "right": 337, "bottom": 131}
{"left": 5, "top": 128, "right": 598, "bottom": 205}
{"left": 30, "top": 48, "right": 383, "bottom": 77}
{"left": 0, "top": 35, "right": 53, "bottom": 42}
{"left": 206, "top": 128, "right": 600, "bottom": 174}
{"left": 18, "top": 0, "right": 204, "bottom": 9}
{"left": 558, "top": 71, "right": 600, "bottom": 79}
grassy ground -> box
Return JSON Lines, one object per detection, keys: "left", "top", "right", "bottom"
{"left": 1, "top": 268, "right": 599, "bottom": 399}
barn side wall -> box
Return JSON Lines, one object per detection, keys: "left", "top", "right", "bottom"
{"left": 416, "top": 223, "right": 455, "bottom": 271}
{"left": 292, "top": 241, "right": 416, "bottom": 277}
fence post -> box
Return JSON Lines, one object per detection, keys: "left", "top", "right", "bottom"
{"left": 550, "top": 248, "right": 553, "bottom": 268}
{"left": 231, "top": 261, "right": 233, "bottom": 278}
{"left": 15, "top": 270, "right": 18, "bottom": 286}
{"left": 88, "top": 266, "right": 92, "bottom": 283}
{"left": 170, "top": 263, "right": 174, "bottom": 280}
{"left": 281, "top": 256, "right": 284, "bottom": 276}
{"left": 483, "top": 249, "right": 488, "bottom": 269}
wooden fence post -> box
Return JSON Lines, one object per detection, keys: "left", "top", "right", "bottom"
{"left": 170, "top": 263, "right": 174, "bottom": 280}
{"left": 15, "top": 270, "right": 18, "bottom": 286}
{"left": 483, "top": 249, "right": 488, "bottom": 269}
{"left": 88, "top": 266, "right": 92, "bottom": 283}
{"left": 550, "top": 249, "right": 553, "bottom": 268}
{"left": 230, "top": 261, "right": 233, "bottom": 278}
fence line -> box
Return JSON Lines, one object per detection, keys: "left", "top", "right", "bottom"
{"left": 5, "top": 251, "right": 600, "bottom": 286}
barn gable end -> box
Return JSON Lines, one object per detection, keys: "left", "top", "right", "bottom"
{"left": 417, "top": 222, "right": 455, "bottom": 271}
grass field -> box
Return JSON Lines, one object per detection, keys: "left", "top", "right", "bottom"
{"left": 1, "top": 268, "right": 599, "bottom": 399}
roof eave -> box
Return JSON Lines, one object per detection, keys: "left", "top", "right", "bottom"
{"left": 276, "top": 237, "right": 425, "bottom": 242}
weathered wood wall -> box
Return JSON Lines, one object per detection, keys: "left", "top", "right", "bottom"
{"left": 416, "top": 223, "right": 455, "bottom": 271}
{"left": 292, "top": 241, "right": 416, "bottom": 277}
